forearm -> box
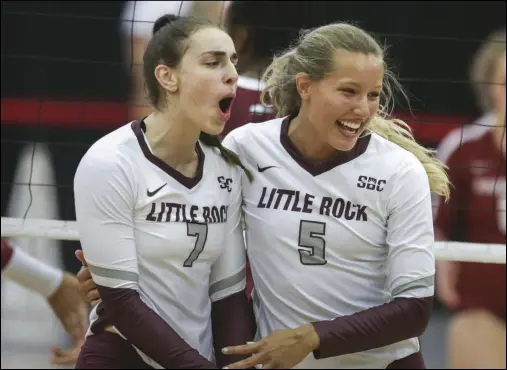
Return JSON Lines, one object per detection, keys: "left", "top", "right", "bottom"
{"left": 211, "top": 289, "right": 256, "bottom": 367}
{"left": 311, "top": 297, "right": 433, "bottom": 359}
{"left": 1, "top": 239, "right": 63, "bottom": 297}
{"left": 97, "top": 284, "right": 216, "bottom": 369}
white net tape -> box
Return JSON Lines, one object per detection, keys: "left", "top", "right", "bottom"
{"left": 1, "top": 216, "right": 505, "bottom": 264}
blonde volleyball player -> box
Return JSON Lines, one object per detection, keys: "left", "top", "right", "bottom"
{"left": 221, "top": 22, "right": 450, "bottom": 369}
{"left": 1, "top": 239, "right": 88, "bottom": 365}
{"left": 73, "top": 16, "right": 254, "bottom": 369}
{"left": 77, "top": 22, "right": 451, "bottom": 369}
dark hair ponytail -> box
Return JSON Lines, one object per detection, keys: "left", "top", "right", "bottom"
{"left": 153, "top": 14, "right": 181, "bottom": 35}
{"left": 199, "top": 133, "right": 253, "bottom": 182}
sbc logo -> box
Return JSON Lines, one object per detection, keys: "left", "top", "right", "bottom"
{"left": 217, "top": 176, "right": 233, "bottom": 192}
{"left": 357, "top": 176, "right": 386, "bottom": 192}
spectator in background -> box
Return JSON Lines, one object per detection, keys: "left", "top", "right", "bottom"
{"left": 221, "top": 1, "right": 319, "bottom": 137}
{"left": 434, "top": 28, "right": 506, "bottom": 369}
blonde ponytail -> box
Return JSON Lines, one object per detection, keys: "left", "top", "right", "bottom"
{"left": 366, "top": 115, "right": 450, "bottom": 201}
{"left": 261, "top": 50, "right": 300, "bottom": 118}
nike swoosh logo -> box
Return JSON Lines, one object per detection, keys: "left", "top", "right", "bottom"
{"left": 257, "top": 164, "right": 278, "bottom": 173}
{"left": 147, "top": 183, "right": 167, "bottom": 197}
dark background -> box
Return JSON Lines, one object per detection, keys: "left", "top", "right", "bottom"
{"left": 2, "top": 1, "right": 506, "bottom": 113}
{"left": 1, "top": 1, "right": 506, "bottom": 274}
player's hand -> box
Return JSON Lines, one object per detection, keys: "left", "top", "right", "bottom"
{"left": 50, "top": 338, "right": 84, "bottom": 366}
{"left": 222, "top": 324, "right": 320, "bottom": 369}
{"left": 436, "top": 260, "right": 461, "bottom": 309}
{"left": 75, "top": 249, "right": 101, "bottom": 307}
{"left": 47, "top": 272, "right": 89, "bottom": 344}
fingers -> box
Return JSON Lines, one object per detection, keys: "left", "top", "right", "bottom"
{"left": 76, "top": 265, "right": 91, "bottom": 283}
{"left": 223, "top": 354, "right": 263, "bottom": 369}
{"left": 76, "top": 265, "right": 99, "bottom": 305}
{"left": 222, "top": 342, "right": 261, "bottom": 356}
{"left": 75, "top": 249, "right": 87, "bottom": 267}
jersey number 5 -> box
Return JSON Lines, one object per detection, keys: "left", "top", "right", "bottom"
{"left": 184, "top": 222, "right": 208, "bottom": 267}
{"left": 298, "top": 220, "right": 327, "bottom": 265}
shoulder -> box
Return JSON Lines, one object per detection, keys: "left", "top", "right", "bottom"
{"left": 76, "top": 122, "right": 138, "bottom": 181}
{"left": 200, "top": 143, "right": 243, "bottom": 182}
{"left": 436, "top": 114, "right": 494, "bottom": 164}
{"left": 368, "top": 133, "right": 427, "bottom": 176}
{"left": 223, "top": 116, "right": 284, "bottom": 151}
{"left": 363, "top": 134, "right": 430, "bottom": 203}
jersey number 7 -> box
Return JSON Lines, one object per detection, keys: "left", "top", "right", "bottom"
{"left": 183, "top": 222, "right": 208, "bottom": 267}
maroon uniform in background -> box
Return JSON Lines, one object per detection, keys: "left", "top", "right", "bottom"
{"left": 222, "top": 76, "right": 276, "bottom": 139}
{"left": 435, "top": 123, "right": 506, "bottom": 321}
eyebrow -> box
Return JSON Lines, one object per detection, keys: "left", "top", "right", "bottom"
{"left": 342, "top": 81, "right": 383, "bottom": 89}
{"left": 200, "top": 51, "right": 238, "bottom": 61}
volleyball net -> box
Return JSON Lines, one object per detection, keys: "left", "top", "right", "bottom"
{"left": 1, "top": 217, "right": 505, "bottom": 264}
{"left": 1, "top": 1, "right": 505, "bottom": 369}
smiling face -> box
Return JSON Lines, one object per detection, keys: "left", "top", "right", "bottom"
{"left": 297, "top": 50, "right": 384, "bottom": 152}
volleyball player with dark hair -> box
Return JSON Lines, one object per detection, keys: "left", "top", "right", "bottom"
{"left": 73, "top": 16, "right": 254, "bottom": 369}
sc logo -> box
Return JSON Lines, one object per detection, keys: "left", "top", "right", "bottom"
{"left": 217, "top": 176, "right": 233, "bottom": 192}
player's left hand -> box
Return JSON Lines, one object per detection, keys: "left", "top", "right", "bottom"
{"left": 222, "top": 324, "right": 320, "bottom": 369}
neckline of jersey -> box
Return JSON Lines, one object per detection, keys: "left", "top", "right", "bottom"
{"left": 131, "top": 119, "right": 205, "bottom": 190}
{"left": 279, "top": 115, "right": 372, "bottom": 177}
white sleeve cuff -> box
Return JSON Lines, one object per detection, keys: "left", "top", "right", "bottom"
{"left": 2, "top": 246, "right": 64, "bottom": 298}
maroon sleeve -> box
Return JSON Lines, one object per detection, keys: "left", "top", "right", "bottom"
{"left": 211, "top": 289, "right": 256, "bottom": 368}
{"left": 97, "top": 284, "right": 217, "bottom": 369}
{"left": 311, "top": 297, "right": 433, "bottom": 359}
{"left": 1, "top": 239, "right": 14, "bottom": 271}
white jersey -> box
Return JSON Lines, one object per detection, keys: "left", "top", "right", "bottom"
{"left": 223, "top": 117, "right": 435, "bottom": 369}
{"left": 74, "top": 120, "right": 246, "bottom": 367}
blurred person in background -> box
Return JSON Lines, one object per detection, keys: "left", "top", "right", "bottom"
{"left": 434, "top": 28, "right": 506, "bottom": 369}
{"left": 221, "top": 1, "right": 322, "bottom": 137}
{"left": 1, "top": 239, "right": 88, "bottom": 366}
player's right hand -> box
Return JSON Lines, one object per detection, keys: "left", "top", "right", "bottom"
{"left": 436, "top": 260, "right": 461, "bottom": 310}
{"left": 75, "top": 249, "right": 101, "bottom": 307}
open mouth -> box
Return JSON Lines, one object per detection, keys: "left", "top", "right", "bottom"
{"left": 219, "top": 97, "right": 234, "bottom": 114}
{"left": 336, "top": 120, "right": 363, "bottom": 135}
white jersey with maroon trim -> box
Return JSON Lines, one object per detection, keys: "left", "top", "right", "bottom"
{"left": 223, "top": 117, "right": 435, "bottom": 369}
{"left": 74, "top": 120, "right": 246, "bottom": 366}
